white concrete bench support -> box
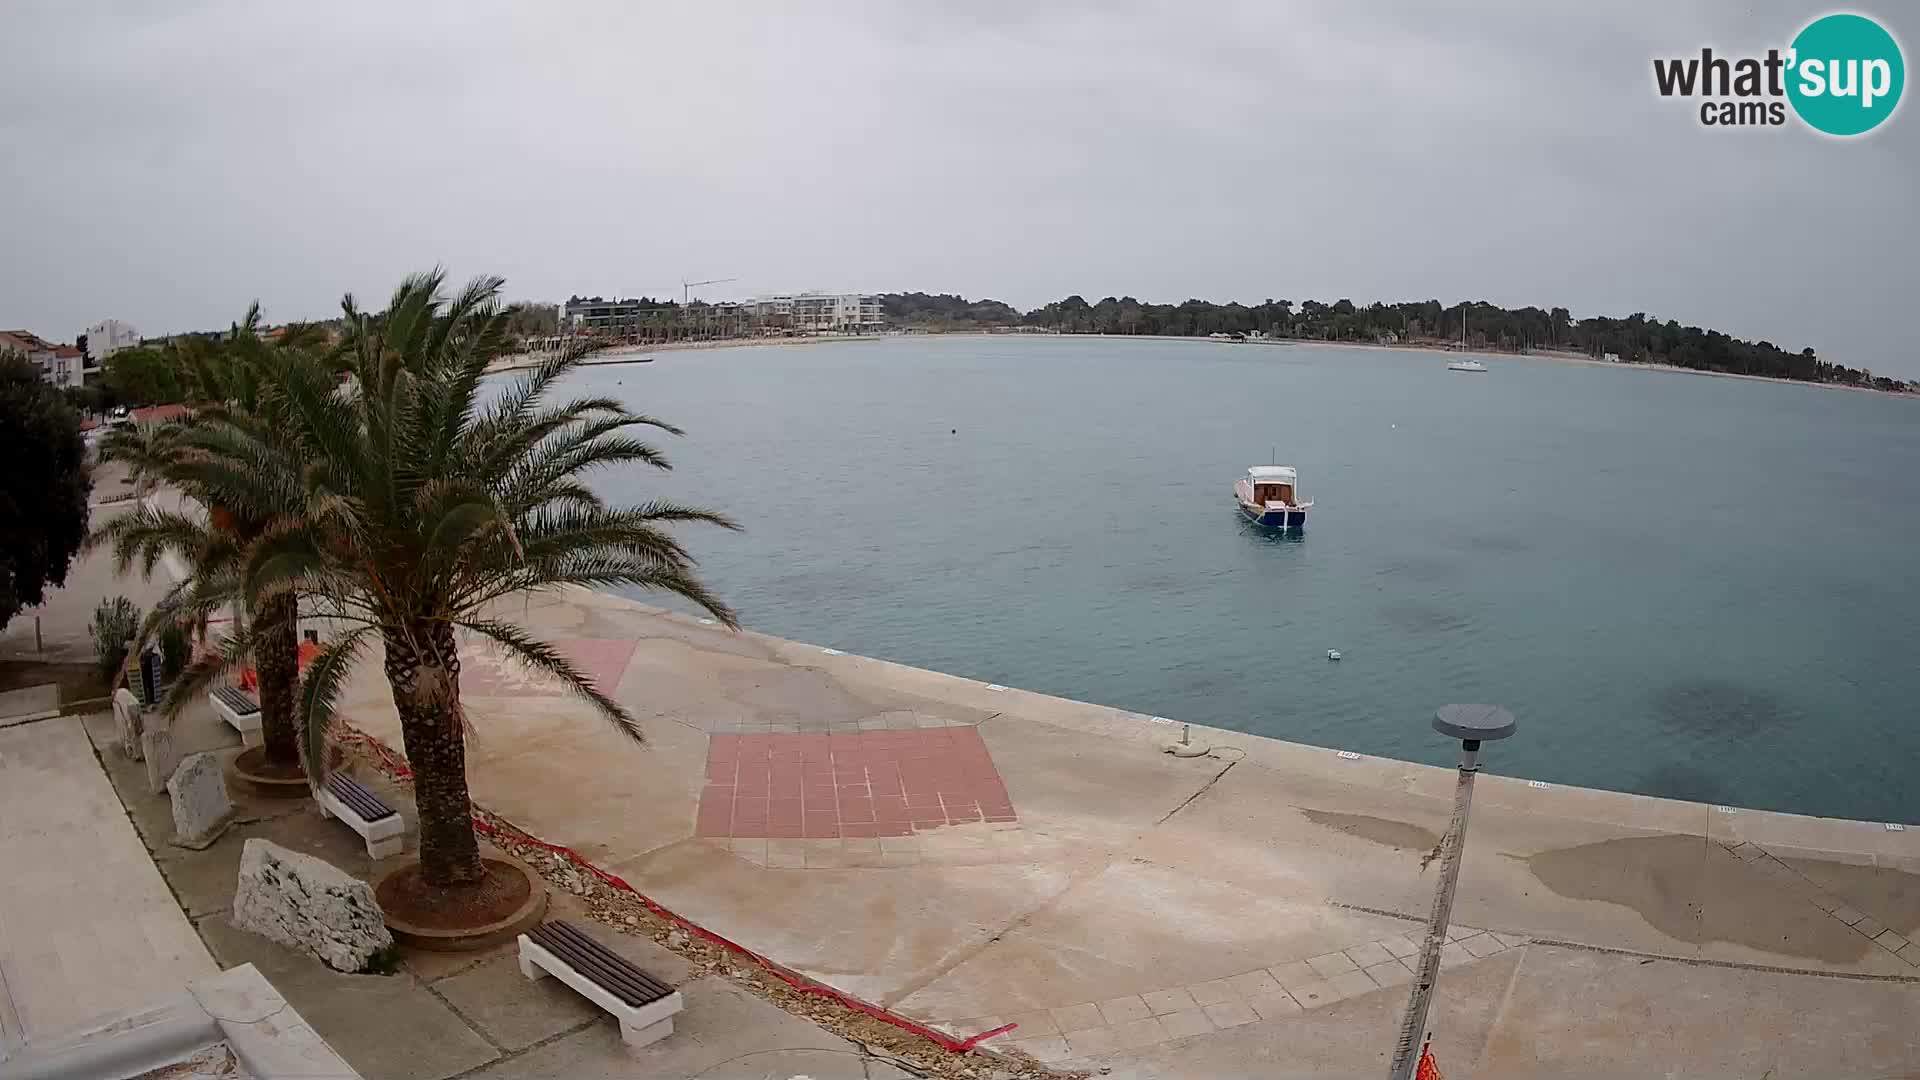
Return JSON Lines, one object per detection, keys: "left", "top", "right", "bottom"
{"left": 210, "top": 685, "right": 262, "bottom": 748}
{"left": 315, "top": 775, "right": 405, "bottom": 859}
{"left": 518, "top": 923, "right": 684, "bottom": 1048}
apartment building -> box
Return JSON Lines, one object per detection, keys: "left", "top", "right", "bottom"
{"left": 743, "top": 293, "right": 884, "bottom": 333}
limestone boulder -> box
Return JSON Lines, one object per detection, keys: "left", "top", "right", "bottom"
{"left": 167, "top": 750, "right": 232, "bottom": 848}
{"left": 113, "top": 687, "right": 143, "bottom": 760}
{"left": 232, "top": 838, "right": 393, "bottom": 972}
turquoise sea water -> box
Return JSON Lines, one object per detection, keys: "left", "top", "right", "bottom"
{"left": 570, "top": 336, "right": 1920, "bottom": 824}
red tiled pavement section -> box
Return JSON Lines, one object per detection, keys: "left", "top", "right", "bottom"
{"left": 697, "top": 727, "right": 1015, "bottom": 840}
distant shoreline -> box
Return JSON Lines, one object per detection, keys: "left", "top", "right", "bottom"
{"left": 903, "top": 330, "right": 1920, "bottom": 399}
{"left": 495, "top": 329, "right": 1911, "bottom": 399}
{"left": 488, "top": 333, "right": 880, "bottom": 373}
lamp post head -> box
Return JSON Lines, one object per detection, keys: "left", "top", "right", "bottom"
{"left": 1433, "top": 704, "right": 1516, "bottom": 750}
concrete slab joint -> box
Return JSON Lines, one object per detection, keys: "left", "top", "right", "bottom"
{"left": 950, "top": 925, "right": 1525, "bottom": 1063}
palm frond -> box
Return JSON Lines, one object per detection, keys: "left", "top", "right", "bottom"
{"left": 458, "top": 618, "right": 645, "bottom": 744}
{"left": 297, "top": 627, "right": 373, "bottom": 787}
{"left": 158, "top": 621, "right": 260, "bottom": 721}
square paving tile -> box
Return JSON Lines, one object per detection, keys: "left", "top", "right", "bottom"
{"left": 1051, "top": 1002, "right": 1104, "bottom": 1032}
{"left": 1224, "top": 969, "right": 1282, "bottom": 998}
{"left": 417, "top": 954, "right": 600, "bottom": 1052}
{"left": 1097, "top": 995, "right": 1152, "bottom": 1025}
{"left": 1007, "top": 1035, "right": 1071, "bottom": 1063}
{"left": 1379, "top": 933, "right": 1421, "bottom": 959}
{"left": 1366, "top": 959, "right": 1415, "bottom": 987}
{"left": 1201, "top": 1001, "right": 1258, "bottom": 1028}
{"left": 1855, "top": 916, "right": 1888, "bottom": 940}
{"left": 1267, "top": 960, "right": 1319, "bottom": 990}
{"left": 1330, "top": 969, "right": 1380, "bottom": 997}
{"left": 1343, "top": 941, "right": 1395, "bottom": 968}
{"left": 1285, "top": 978, "right": 1343, "bottom": 1008}
{"left": 1112, "top": 1016, "right": 1169, "bottom": 1049}
{"left": 1003, "top": 1010, "right": 1059, "bottom": 1037}
{"left": 1142, "top": 988, "right": 1199, "bottom": 1015}
{"left": 1306, "top": 951, "right": 1359, "bottom": 978}
{"left": 1062, "top": 1025, "right": 1122, "bottom": 1058}
{"left": 1247, "top": 990, "right": 1303, "bottom": 1019}
{"left": 1187, "top": 979, "right": 1239, "bottom": 1006}
{"left": 1159, "top": 1008, "right": 1214, "bottom": 1039}
{"left": 1462, "top": 933, "right": 1505, "bottom": 958}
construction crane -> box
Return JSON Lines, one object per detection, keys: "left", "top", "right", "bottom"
{"left": 681, "top": 277, "right": 739, "bottom": 304}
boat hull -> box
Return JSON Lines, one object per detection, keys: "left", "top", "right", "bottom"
{"left": 1239, "top": 503, "right": 1307, "bottom": 529}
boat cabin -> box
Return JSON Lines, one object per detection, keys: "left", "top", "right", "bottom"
{"left": 1246, "top": 465, "right": 1297, "bottom": 506}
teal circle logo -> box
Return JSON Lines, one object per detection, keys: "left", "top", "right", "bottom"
{"left": 1787, "top": 13, "right": 1904, "bottom": 135}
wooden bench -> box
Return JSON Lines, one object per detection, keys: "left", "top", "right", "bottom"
{"left": 517, "top": 920, "right": 683, "bottom": 1048}
{"left": 210, "top": 684, "right": 263, "bottom": 747}
{"left": 315, "top": 774, "right": 405, "bottom": 859}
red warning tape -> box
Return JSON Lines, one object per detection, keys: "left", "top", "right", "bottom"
{"left": 333, "top": 727, "right": 1014, "bottom": 1055}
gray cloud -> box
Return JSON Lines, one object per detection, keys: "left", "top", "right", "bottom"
{"left": 2, "top": 1, "right": 1915, "bottom": 374}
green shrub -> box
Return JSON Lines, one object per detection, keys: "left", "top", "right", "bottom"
{"left": 158, "top": 620, "right": 190, "bottom": 681}
{"left": 89, "top": 596, "right": 141, "bottom": 682}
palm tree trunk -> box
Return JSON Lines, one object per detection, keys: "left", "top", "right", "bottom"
{"left": 254, "top": 592, "right": 302, "bottom": 770}
{"left": 384, "top": 620, "right": 484, "bottom": 887}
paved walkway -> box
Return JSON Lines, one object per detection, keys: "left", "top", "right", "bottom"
{"left": 326, "top": 588, "right": 1920, "bottom": 1077}
{"left": 76, "top": 702, "right": 923, "bottom": 1080}
{"left": 0, "top": 718, "right": 216, "bottom": 1056}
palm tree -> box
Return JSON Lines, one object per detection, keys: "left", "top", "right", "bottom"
{"left": 94, "top": 314, "right": 326, "bottom": 777}
{"left": 172, "top": 271, "right": 737, "bottom": 896}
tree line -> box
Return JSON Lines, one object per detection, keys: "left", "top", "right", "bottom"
{"left": 88, "top": 292, "right": 1909, "bottom": 404}
{"left": 90, "top": 272, "right": 737, "bottom": 914}
{"left": 879, "top": 293, "right": 1910, "bottom": 392}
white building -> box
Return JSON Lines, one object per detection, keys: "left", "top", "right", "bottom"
{"left": 47, "top": 345, "right": 87, "bottom": 388}
{"left": 745, "top": 293, "right": 884, "bottom": 334}
{"left": 85, "top": 318, "right": 141, "bottom": 360}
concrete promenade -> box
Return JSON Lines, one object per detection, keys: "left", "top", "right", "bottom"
{"left": 0, "top": 719, "right": 218, "bottom": 1057}
{"left": 325, "top": 586, "right": 1920, "bottom": 1077}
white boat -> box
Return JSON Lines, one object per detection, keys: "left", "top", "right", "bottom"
{"left": 1234, "top": 465, "right": 1313, "bottom": 528}
{"left": 1447, "top": 307, "right": 1486, "bottom": 372}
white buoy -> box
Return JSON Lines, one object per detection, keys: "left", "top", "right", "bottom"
{"left": 1326, "top": 649, "right": 1343, "bottom": 661}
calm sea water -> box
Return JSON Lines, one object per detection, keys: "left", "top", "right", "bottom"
{"left": 565, "top": 336, "right": 1920, "bottom": 823}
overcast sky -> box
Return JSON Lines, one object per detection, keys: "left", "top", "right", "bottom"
{"left": 3, "top": 2, "right": 1916, "bottom": 373}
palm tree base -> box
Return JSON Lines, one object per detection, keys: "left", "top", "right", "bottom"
{"left": 374, "top": 857, "right": 548, "bottom": 952}
{"left": 228, "top": 745, "right": 344, "bottom": 799}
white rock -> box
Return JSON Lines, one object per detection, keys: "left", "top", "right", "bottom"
{"left": 167, "top": 750, "right": 232, "bottom": 848}
{"left": 113, "top": 687, "right": 143, "bottom": 760}
{"left": 232, "top": 838, "right": 394, "bottom": 972}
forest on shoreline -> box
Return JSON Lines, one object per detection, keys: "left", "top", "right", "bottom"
{"left": 879, "top": 292, "right": 1909, "bottom": 392}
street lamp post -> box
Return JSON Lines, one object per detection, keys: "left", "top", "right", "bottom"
{"left": 1385, "top": 704, "right": 1517, "bottom": 1080}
